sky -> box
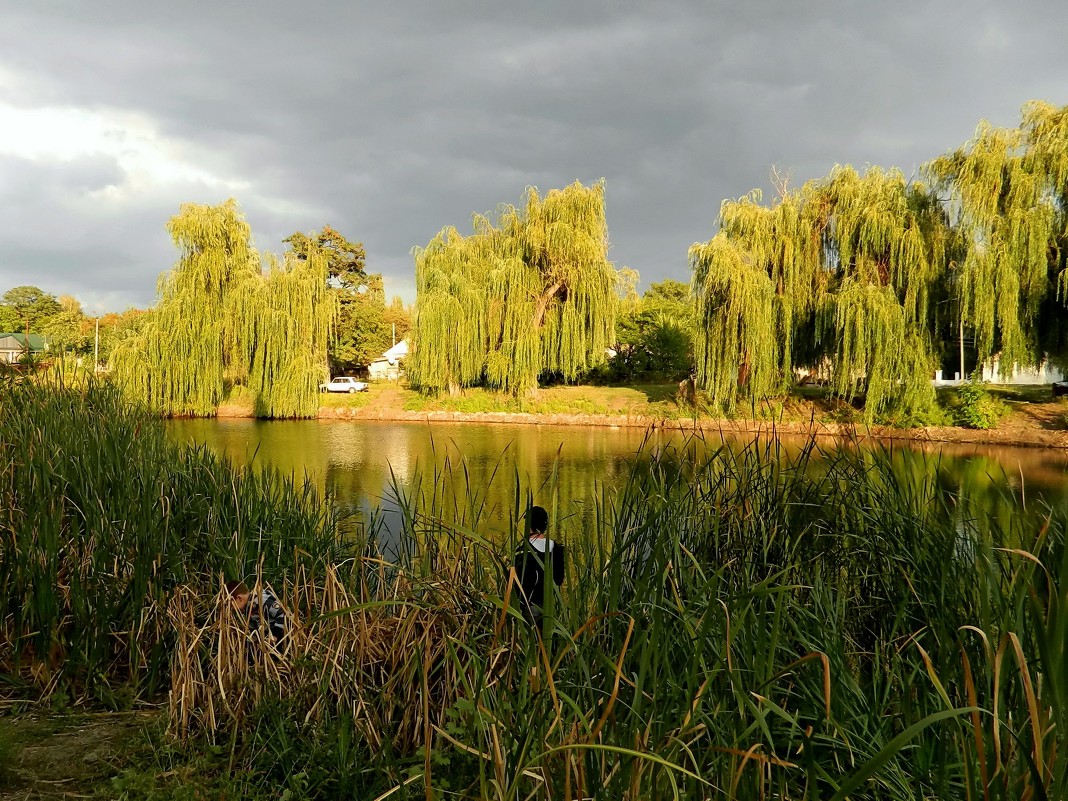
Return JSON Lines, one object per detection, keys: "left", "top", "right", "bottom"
{"left": 1, "top": 0, "right": 1067, "bottom": 313}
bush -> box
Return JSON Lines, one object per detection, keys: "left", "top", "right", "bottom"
{"left": 952, "top": 378, "right": 1008, "bottom": 429}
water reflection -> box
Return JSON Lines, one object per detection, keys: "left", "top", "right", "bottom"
{"left": 166, "top": 420, "right": 1068, "bottom": 544}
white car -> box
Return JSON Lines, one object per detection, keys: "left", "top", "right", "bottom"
{"left": 320, "top": 376, "right": 369, "bottom": 393}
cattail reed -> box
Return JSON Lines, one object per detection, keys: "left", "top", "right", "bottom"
{"left": 3, "top": 377, "right": 1066, "bottom": 799}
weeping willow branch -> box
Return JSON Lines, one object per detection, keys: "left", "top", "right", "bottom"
{"left": 409, "top": 181, "right": 619, "bottom": 395}
{"left": 929, "top": 114, "right": 1059, "bottom": 372}
{"left": 692, "top": 166, "right": 946, "bottom": 420}
{"left": 112, "top": 200, "right": 333, "bottom": 418}
{"left": 694, "top": 101, "right": 1068, "bottom": 419}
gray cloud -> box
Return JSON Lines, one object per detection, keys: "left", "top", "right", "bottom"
{"left": 1, "top": 0, "right": 1067, "bottom": 311}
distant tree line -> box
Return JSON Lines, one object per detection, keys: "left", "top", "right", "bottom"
{"left": 5, "top": 208, "right": 411, "bottom": 418}
{"left": 690, "top": 101, "right": 1068, "bottom": 421}
{"left": 0, "top": 285, "right": 148, "bottom": 365}
{"left": 405, "top": 101, "right": 1068, "bottom": 419}
{"left": 14, "top": 100, "right": 1068, "bottom": 420}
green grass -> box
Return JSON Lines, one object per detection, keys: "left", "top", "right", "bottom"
{"left": 4, "top": 377, "right": 1068, "bottom": 799}
{"left": 986, "top": 383, "right": 1061, "bottom": 403}
{"left": 402, "top": 383, "right": 690, "bottom": 417}
{"left": 316, "top": 384, "right": 380, "bottom": 409}
{"left": 400, "top": 382, "right": 952, "bottom": 427}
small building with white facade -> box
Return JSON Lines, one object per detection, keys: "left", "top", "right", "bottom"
{"left": 368, "top": 339, "right": 408, "bottom": 381}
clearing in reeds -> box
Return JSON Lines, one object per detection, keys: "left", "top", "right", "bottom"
{"left": 2, "top": 377, "right": 1067, "bottom": 800}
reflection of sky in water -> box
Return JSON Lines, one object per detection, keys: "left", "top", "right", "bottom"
{"left": 167, "top": 420, "right": 1068, "bottom": 545}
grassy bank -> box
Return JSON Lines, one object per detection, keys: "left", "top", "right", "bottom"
{"left": 308, "top": 381, "right": 1068, "bottom": 451}
{"left": 3, "top": 378, "right": 1068, "bottom": 799}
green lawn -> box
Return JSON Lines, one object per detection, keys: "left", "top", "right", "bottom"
{"left": 399, "top": 383, "right": 689, "bottom": 417}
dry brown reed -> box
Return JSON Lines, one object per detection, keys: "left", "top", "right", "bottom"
{"left": 167, "top": 561, "right": 509, "bottom": 755}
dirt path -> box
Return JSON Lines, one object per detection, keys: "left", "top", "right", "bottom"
{"left": 0, "top": 711, "right": 154, "bottom": 800}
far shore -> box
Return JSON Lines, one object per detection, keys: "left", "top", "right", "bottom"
{"left": 212, "top": 381, "right": 1068, "bottom": 451}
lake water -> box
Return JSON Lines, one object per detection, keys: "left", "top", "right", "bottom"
{"left": 166, "top": 419, "right": 1068, "bottom": 546}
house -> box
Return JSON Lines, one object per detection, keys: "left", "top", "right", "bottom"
{"left": 0, "top": 333, "right": 48, "bottom": 364}
{"left": 933, "top": 357, "right": 1065, "bottom": 386}
{"left": 367, "top": 339, "right": 408, "bottom": 381}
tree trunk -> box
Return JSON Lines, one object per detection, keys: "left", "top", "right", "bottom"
{"left": 531, "top": 280, "right": 564, "bottom": 328}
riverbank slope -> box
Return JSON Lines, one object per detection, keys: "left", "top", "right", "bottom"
{"left": 214, "top": 382, "right": 1068, "bottom": 449}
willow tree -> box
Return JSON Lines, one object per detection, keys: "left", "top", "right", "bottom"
{"left": 929, "top": 101, "right": 1068, "bottom": 373}
{"left": 112, "top": 200, "right": 333, "bottom": 418}
{"left": 229, "top": 250, "right": 332, "bottom": 418}
{"left": 816, "top": 166, "right": 944, "bottom": 417}
{"left": 410, "top": 181, "right": 618, "bottom": 395}
{"left": 112, "top": 200, "right": 258, "bottom": 416}
{"left": 691, "top": 166, "right": 946, "bottom": 419}
{"left": 929, "top": 120, "right": 1055, "bottom": 372}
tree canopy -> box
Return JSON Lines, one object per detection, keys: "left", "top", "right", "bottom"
{"left": 410, "top": 180, "right": 619, "bottom": 395}
{"left": 929, "top": 101, "right": 1068, "bottom": 372}
{"left": 283, "top": 227, "right": 410, "bottom": 374}
{"left": 112, "top": 200, "right": 333, "bottom": 418}
{"left": 284, "top": 225, "right": 367, "bottom": 290}
{"left": 690, "top": 101, "right": 1068, "bottom": 420}
{"left": 330, "top": 275, "right": 411, "bottom": 371}
{"left": 611, "top": 278, "right": 696, "bottom": 382}
{"left": 1, "top": 286, "right": 62, "bottom": 332}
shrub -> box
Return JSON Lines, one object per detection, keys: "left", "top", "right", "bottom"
{"left": 952, "top": 377, "right": 1008, "bottom": 429}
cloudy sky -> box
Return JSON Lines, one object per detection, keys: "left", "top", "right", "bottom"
{"left": 1, "top": 0, "right": 1066, "bottom": 313}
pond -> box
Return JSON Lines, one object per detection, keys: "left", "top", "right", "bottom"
{"left": 166, "top": 419, "right": 1068, "bottom": 547}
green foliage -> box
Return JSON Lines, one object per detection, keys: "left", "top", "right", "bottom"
{"left": 951, "top": 377, "right": 1009, "bottom": 429}
{"left": 7, "top": 385, "right": 1068, "bottom": 798}
{"left": 329, "top": 276, "right": 411, "bottom": 372}
{"left": 0, "top": 303, "right": 18, "bottom": 332}
{"left": 691, "top": 229, "right": 782, "bottom": 407}
{"left": 231, "top": 251, "right": 332, "bottom": 419}
{"left": 692, "top": 168, "right": 945, "bottom": 422}
{"left": 0, "top": 285, "right": 62, "bottom": 331}
{"left": 610, "top": 278, "right": 695, "bottom": 382}
{"left": 111, "top": 200, "right": 333, "bottom": 418}
{"left": 0, "top": 378, "right": 347, "bottom": 701}
{"left": 41, "top": 297, "right": 90, "bottom": 356}
{"left": 284, "top": 224, "right": 366, "bottom": 290}
{"left": 283, "top": 227, "right": 411, "bottom": 375}
{"left": 929, "top": 112, "right": 1059, "bottom": 372}
{"left": 96, "top": 308, "right": 151, "bottom": 367}
{"left": 410, "top": 181, "right": 619, "bottom": 395}
{"left": 162, "top": 435, "right": 1068, "bottom": 798}
{"left": 692, "top": 101, "right": 1068, "bottom": 422}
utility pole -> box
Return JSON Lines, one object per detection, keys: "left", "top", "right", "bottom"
{"left": 959, "top": 315, "right": 965, "bottom": 383}
{"left": 392, "top": 323, "right": 396, "bottom": 348}
{"left": 95, "top": 316, "right": 100, "bottom": 374}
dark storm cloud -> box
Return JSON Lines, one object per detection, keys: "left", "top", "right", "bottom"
{"left": 1, "top": 0, "right": 1067, "bottom": 311}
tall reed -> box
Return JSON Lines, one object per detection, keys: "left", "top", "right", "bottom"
{"left": 0, "top": 377, "right": 348, "bottom": 703}
{"left": 3, "top": 378, "right": 1065, "bottom": 799}
{"left": 166, "top": 434, "right": 1068, "bottom": 799}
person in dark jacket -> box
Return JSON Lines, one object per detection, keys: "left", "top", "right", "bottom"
{"left": 225, "top": 579, "right": 287, "bottom": 643}
{"left": 512, "top": 505, "right": 565, "bottom": 623}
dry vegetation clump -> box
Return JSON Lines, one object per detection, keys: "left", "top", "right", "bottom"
{"left": 167, "top": 563, "right": 502, "bottom": 752}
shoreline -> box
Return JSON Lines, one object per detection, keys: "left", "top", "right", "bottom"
{"left": 212, "top": 402, "right": 1068, "bottom": 450}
